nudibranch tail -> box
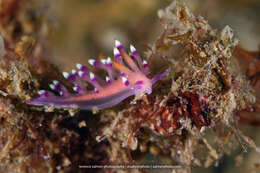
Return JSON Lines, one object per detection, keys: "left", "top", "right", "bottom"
{"left": 151, "top": 68, "right": 171, "bottom": 84}
{"left": 27, "top": 40, "right": 170, "bottom": 110}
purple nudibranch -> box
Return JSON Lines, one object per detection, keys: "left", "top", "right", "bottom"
{"left": 27, "top": 40, "right": 170, "bottom": 110}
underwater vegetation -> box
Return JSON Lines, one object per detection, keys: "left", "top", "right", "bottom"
{"left": 0, "top": 0, "right": 260, "bottom": 173}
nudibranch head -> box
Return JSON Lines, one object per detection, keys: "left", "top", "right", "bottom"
{"left": 27, "top": 40, "right": 169, "bottom": 110}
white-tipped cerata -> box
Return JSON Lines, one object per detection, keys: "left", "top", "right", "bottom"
{"left": 38, "top": 90, "right": 45, "bottom": 95}
{"left": 106, "top": 57, "right": 112, "bottom": 64}
{"left": 101, "top": 59, "right": 106, "bottom": 64}
{"left": 130, "top": 45, "right": 136, "bottom": 53}
{"left": 88, "top": 59, "right": 95, "bottom": 66}
{"left": 113, "top": 47, "right": 120, "bottom": 56}
{"left": 105, "top": 76, "right": 110, "bottom": 83}
{"left": 49, "top": 84, "right": 56, "bottom": 90}
{"left": 121, "top": 77, "right": 129, "bottom": 86}
{"left": 89, "top": 72, "right": 95, "bottom": 80}
{"left": 62, "top": 72, "right": 70, "bottom": 79}
{"left": 76, "top": 63, "right": 83, "bottom": 70}
{"left": 73, "top": 86, "right": 79, "bottom": 92}
{"left": 53, "top": 80, "right": 59, "bottom": 85}
{"left": 115, "top": 40, "right": 121, "bottom": 47}
{"left": 78, "top": 71, "right": 84, "bottom": 77}
{"left": 71, "top": 69, "right": 77, "bottom": 75}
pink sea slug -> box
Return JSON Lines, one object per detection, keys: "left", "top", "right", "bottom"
{"left": 27, "top": 40, "right": 169, "bottom": 110}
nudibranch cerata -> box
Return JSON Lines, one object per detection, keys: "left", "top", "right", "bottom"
{"left": 27, "top": 40, "right": 170, "bottom": 110}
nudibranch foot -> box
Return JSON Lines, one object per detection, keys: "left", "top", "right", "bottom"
{"left": 27, "top": 40, "right": 170, "bottom": 110}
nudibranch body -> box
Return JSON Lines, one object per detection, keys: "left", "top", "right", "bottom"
{"left": 27, "top": 40, "right": 169, "bottom": 110}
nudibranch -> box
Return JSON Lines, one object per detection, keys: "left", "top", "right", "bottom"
{"left": 27, "top": 40, "right": 170, "bottom": 110}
